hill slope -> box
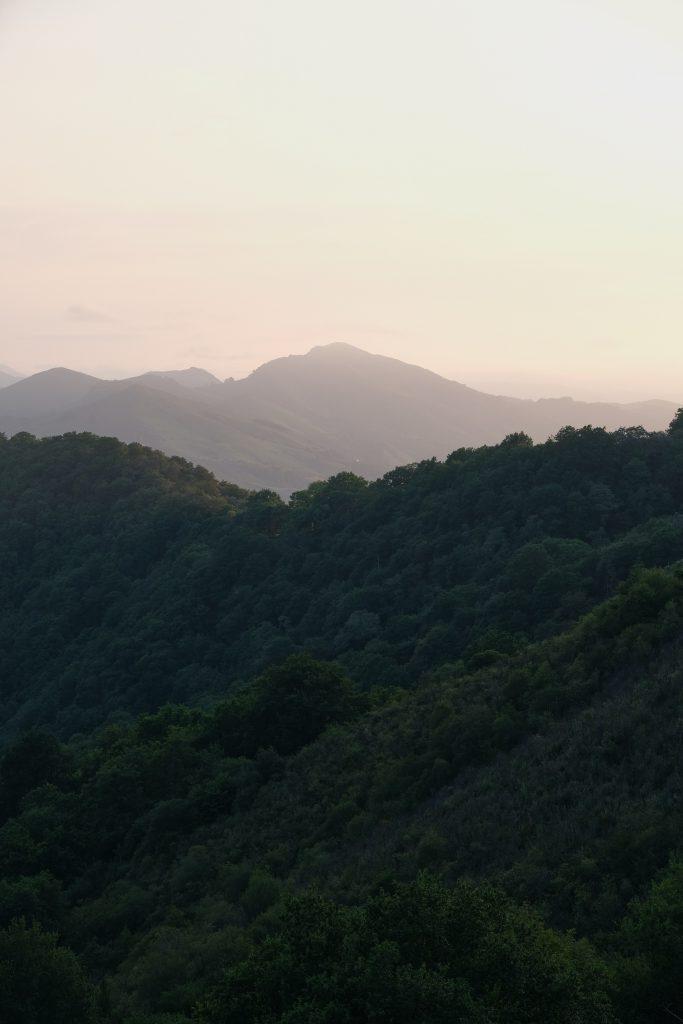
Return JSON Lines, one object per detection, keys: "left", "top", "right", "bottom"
{"left": 0, "top": 366, "right": 22, "bottom": 389}
{"left": 0, "top": 344, "right": 678, "bottom": 492}
{"left": 1, "top": 424, "right": 682, "bottom": 1022}
{"left": 2, "top": 421, "right": 683, "bottom": 740}
{"left": 0, "top": 565, "right": 679, "bottom": 1022}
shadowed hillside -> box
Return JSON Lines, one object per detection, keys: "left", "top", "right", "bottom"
{"left": 3, "top": 420, "right": 683, "bottom": 739}
{"left": 1, "top": 420, "right": 682, "bottom": 1023}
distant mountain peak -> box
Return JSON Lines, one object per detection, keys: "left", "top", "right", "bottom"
{"left": 248, "top": 342, "right": 370, "bottom": 378}
{"left": 248, "top": 343, "right": 452, "bottom": 388}
{"left": 12, "top": 366, "right": 101, "bottom": 384}
{"left": 145, "top": 367, "right": 220, "bottom": 389}
{"left": 307, "top": 342, "right": 372, "bottom": 358}
{"left": 303, "top": 342, "right": 456, "bottom": 379}
{"left": 52, "top": 366, "right": 93, "bottom": 377}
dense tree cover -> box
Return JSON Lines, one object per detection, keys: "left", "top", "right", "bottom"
{"left": 4, "top": 423, "right": 683, "bottom": 738}
{"left": 0, "top": 423, "right": 682, "bottom": 1021}
{"left": 197, "top": 877, "right": 615, "bottom": 1024}
{"left": 210, "top": 654, "right": 364, "bottom": 757}
{"left": 612, "top": 856, "right": 683, "bottom": 1022}
{"left": 0, "top": 569, "right": 680, "bottom": 1022}
{"left": 0, "top": 918, "right": 96, "bottom": 1023}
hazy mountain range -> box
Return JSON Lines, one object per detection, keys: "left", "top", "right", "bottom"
{"left": 0, "top": 343, "right": 678, "bottom": 492}
{"left": 0, "top": 365, "right": 23, "bottom": 389}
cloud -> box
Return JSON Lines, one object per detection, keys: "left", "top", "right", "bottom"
{"left": 65, "top": 305, "right": 115, "bottom": 324}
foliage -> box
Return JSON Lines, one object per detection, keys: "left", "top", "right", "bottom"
{"left": 0, "top": 918, "right": 95, "bottom": 1023}
{"left": 612, "top": 858, "right": 683, "bottom": 1023}
{"left": 4, "top": 425, "right": 683, "bottom": 737}
{"left": 0, "top": 426, "right": 682, "bottom": 1022}
{"left": 211, "top": 654, "right": 364, "bottom": 757}
{"left": 198, "top": 876, "right": 615, "bottom": 1024}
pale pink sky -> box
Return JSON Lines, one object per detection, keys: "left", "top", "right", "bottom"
{"left": 1, "top": 0, "right": 683, "bottom": 401}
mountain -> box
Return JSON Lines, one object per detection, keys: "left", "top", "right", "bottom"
{"left": 0, "top": 362, "right": 362, "bottom": 493}
{"left": 214, "top": 342, "right": 681, "bottom": 478}
{"left": 0, "top": 365, "right": 23, "bottom": 389}
{"left": 0, "top": 367, "right": 107, "bottom": 415}
{"left": 143, "top": 366, "right": 222, "bottom": 389}
{"left": 0, "top": 425, "right": 681, "bottom": 1022}
{"left": 0, "top": 344, "right": 678, "bottom": 493}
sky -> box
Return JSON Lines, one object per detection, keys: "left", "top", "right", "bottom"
{"left": 1, "top": 0, "right": 682, "bottom": 401}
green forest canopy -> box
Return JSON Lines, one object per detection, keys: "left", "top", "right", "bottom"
{"left": 2, "top": 420, "right": 683, "bottom": 737}
{"left": 0, "top": 419, "right": 682, "bottom": 1022}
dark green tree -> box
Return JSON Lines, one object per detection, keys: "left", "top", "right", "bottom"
{"left": 0, "top": 919, "right": 95, "bottom": 1024}
{"left": 667, "top": 407, "right": 683, "bottom": 434}
{"left": 0, "top": 731, "right": 71, "bottom": 818}
{"left": 197, "top": 876, "right": 615, "bottom": 1024}
{"left": 213, "top": 654, "right": 362, "bottom": 757}
{"left": 614, "top": 858, "right": 683, "bottom": 1023}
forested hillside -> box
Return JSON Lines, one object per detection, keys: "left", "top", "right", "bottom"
{"left": 0, "top": 419, "right": 682, "bottom": 1023}
{"left": 0, "top": 569, "right": 681, "bottom": 1022}
{"left": 3, "top": 421, "right": 683, "bottom": 738}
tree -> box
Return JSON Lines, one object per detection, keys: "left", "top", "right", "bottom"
{"left": 615, "top": 858, "right": 683, "bottom": 1023}
{"left": 500, "top": 431, "right": 534, "bottom": 448}
{"left": 0, "top": 731, "right": 71, "bottom": 819}
{"left": 667, "top": 407, "right": 683, "bottom": 434}
{"left": 247, "top": 654, "right": 361, "bottom": 755}
{"left": 197, "top": 876, "right": 615, "bottom": 1024}
{"left": 212, "top": 654, "right": 362, "bottom": 758}
{"left": 0, "top": 919, "right": 95, "bottom": 1024}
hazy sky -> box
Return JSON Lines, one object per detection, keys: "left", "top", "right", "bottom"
{"left": 1, "top": 0, "right": 682, "bottom": 400}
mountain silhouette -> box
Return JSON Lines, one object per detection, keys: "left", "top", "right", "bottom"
{"left": 0, "top": 365, "right": 24, "bottom": 389}
{"left": 0, "top": 343, "right": 678, "bottom": 492}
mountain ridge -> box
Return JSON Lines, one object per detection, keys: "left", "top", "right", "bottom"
{"left": 0, "top": 365, "right": 22, "bottom": 389}
{"left": 0, "top": 344, "right": 679, "bottom": 493}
